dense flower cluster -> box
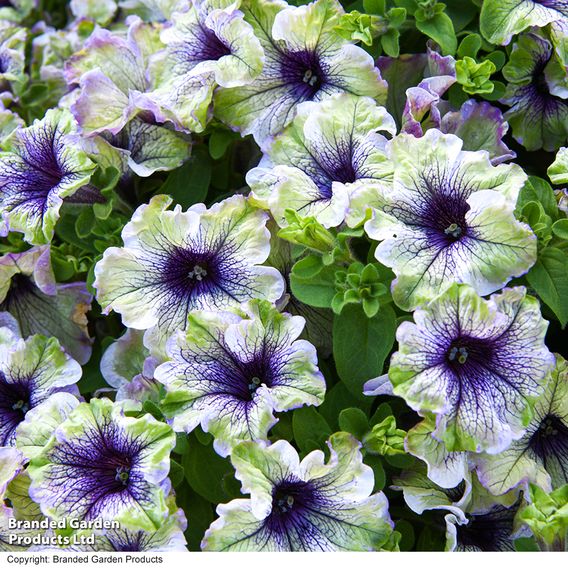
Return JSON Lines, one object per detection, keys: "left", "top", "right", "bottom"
{"left": 0, "top": 0, "right": 566, "bottom": 554}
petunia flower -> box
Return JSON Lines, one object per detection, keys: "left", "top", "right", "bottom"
{"left": 146, "top": 0, "right": 264, "bottom": 133}
{"left": 480, "top": 0, "right": 568, "bottom": 46}
{"left": 119, "top": 0, "right": 178, "bottom": 21}
{"left": 214, "top": 0, "right": 388, "bottom": 149}
{"left": 388, "top": 284, "right": 554, "bottom": 454}
{"left": 78, "top": 117, "right": 192, "bottom": 178}
{"left": 445, "top": 499, "right": 527, "bottom": 551}
{"left": 100, "top": 328, "right": 162, "bottom": 404}
{"left": 548, "top": 146, "right": 568, "bottom": 184}
{"left": 474, "top": 353, "right": 568, "bottom": 495}
{"left": 202, "top": 433, "right": 393, "bottom": 551}
{"left": 247, "top": 93, "right": 395, "bottom": 229}
{"left": 65, "top": 17, "right": 163, "bottom": 136}
{"left": 66, "top": 506, "right": 187, "bottom": 551}
{"left": 501, "top": 31, "right": 568, "bottom": 152}
{"left": 0, "top": 21, "right": 27, "bottom": 93}
{"left": 440, "top": 100, "right": 516, "bottom": 165}
{"left": 364, "top": 129, "right": 535, "bottom": 310}
{"left": 0, "top": 108, "right": 96, "bottom": 245}
{"left": 69, "top": 0, "right": 118, "bottom": 25}
{"left": 404, "top": 416, "right": 468, "bottom": 489}
{"left": 28, "top": 397, "right": 176, "bottom": 531}
{"left": 392, "top": 463, "right": 472, "bottom": 523}
{"left": 0, "top": 246, "right": 93, "bottom": 364}
{"left": 94, "top": 194, "right": 285, "bottom": 354}
{"left": 0, "top": 331, "right": 82, "bottom": 447}
{"left": 155, "top": 300, "right": 326, "bottom": 457}
{"left": 0, "top": 447, "right": 39, "bottom": 551}
{"left": 0, "top": 0, "right": 36, "bottom": 24}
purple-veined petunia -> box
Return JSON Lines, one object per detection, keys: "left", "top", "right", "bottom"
{"left": 65, "top": 16, "right": 163, "bottom": 136}
{"left": 64, "top": 505, "right": 187, "bottom": 551}
{"left": 27, "top": 397, "right": 176, "bottom": 531}
{"left": 501, "top": 31, "right": 568, "bottom": 152}
{"left": 387, "top": 284, "right": 554, "bottom": 454}
{"left": 146, "top": 0, "right": 264, "bottom": 133}
{"left": 0, "top": 108, "right": 96, "bottom": 245}
{"left": 202, "top": 433, "right": 393, "bottom": 551}
{"left": 0, "top": 328, "right": 81, "bottom": 447}
{"left": 247, "top": 93, "right": 396, "bottom": 229}
{"left": 93, "top": 194, "right": 285, "bottom": 354}
{"left": 155, "top": 300, "right": 326, "bottom": 457}
{"left": 364, "top": 128, "right": 535, "bottom": 311}
{"left": 0, "top": 246, "right": 93, "bottom": 364}
{"left": 480, "top": 0, "right": 568, "bottom": 45}
{"left": 474, "top": 353, "right": 568, "bottom": 495}
{"left": 214, "top": 0, "right": 388, "bottom": 150}
{"left": 440, "top": 100, "right": 516, "bottom": 166}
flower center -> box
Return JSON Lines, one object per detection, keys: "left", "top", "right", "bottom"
{"left": 115, "top": 466, "right": 130, "bottom": 487}
{"left": 448, "top": 346, "right": 468, "bottom": 364}
{"left": 302, "top": 69, "right": 319, "bottom": 87}
{"left": 529, "top": 413, "right": 568, "bottom": 462}
{"left": 444, "top": 223, "right": 463, "bottom": 239}
{"left": 248, "top": 376, "right": 262, "bottom": 394}
{"left": 188, "top": 264, "right": 207, "bottom": 281}
{"left": 276, "top": 494, "right": 295, "bottom": 513}
{"left": 11, "top": 399, "right": 29, "bottom": 414}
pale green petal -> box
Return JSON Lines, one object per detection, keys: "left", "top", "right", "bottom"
{"left": 549, "top": 147, "right": 568, "bottom": 184}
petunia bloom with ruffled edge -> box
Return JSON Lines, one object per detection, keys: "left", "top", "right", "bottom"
{"left": 403, "top": 416, "right": 468, "bottom": 489}
{"left": 440, "top": 100, "right": 516, "bottom": 166}
{"left": 0, "top": 246, "right": 93, "bottom": 364}
{"left": 155, "top": 300, "right": 326, "bottom": 457}
{"left": 445, "top": 499, "right": 528, "bottom": 551}
{"left": 214, "top": 0, "right": 388, "bottom": 149}
{"left": 65, "top": 17, "right": 163, "bottom": 136}
{"left": 247, "top": 93, "right": 395, "bottom": 229}
{"left": 0, "top": 108, "right": 96, "bottom": 245}
{"left": 364, "top": 129, "right": 535, "bottom": 311}
{"left": 480, "top": 0, "right": 568, "bottom": 46}
{"left": 0, "top": 330, "right": 82, "bottom": 447}
{"left": 474, "top": 353, "right": 568, "bottom": 495}
{"left": 66, "top": 506, "right": 187, "bottom": 551}
{"left": 146, "top": 0, "right": 264, "bottom": 132}
{"left": 77, "top": 117, "right": 192, "bottom": 178}
{"left": 28, "top": 397, "right": 176, "bottom": 531}
{"left": 548, "top": 146, "right": 568, "bottom": 184}
{"left": 202, "top": 432, "right": 393, "bottom": 551}
{"left": 119, "top": 0, "right": 177, "bottom": 22}
{"left": 501, "top": 32, "right": 568, "bottom": 152}
{"left": 94, "top": 194, "right": 285, "bottom": 354}
{"left": 388, "top": 284, "right": 554, "bottom": 454}
{"left": 392, "top": 464, "right": 472, "bottom": 523}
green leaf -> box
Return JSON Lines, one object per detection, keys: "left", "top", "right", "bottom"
{"left": 208, "top": 129, "right": 238, "bottom": 160}
{"left": 175, "top": 483, "right": 214, "bottom": 551}
{"left": 160, "top": 145, "right": 211, "bottom": 209}
{"left": 318, "top": 383, "right": 371, "bottom": 430}
{"left": 290, "top": 263, "right": 337, "bottom": 308}
{"left": 415, "top": 12, "right": 457, "bottom": 55}
{"left": 333, "top": 304, "right": 397, "bottom": 399}
{"left": 552, "top": 218, "right": 568, "bottom": 240}
{"left": 292, "top": 407, "right": 332, "bottom": 453}
{"left": 181, "top": 437, "right": 235, "bottom": 503}
{"left": 514, "top": 537, "right": 541, "bottom": 552}
{"left": 169, "top": 460, "right": 185, "bottom": 488}
{"left": 141, "top": 400, "right": 164, "bottom": 421}
{"left": 395, "top": 519, "right": 415, "bottom": 551}
{"left": 363, "top": 0, "right": 385, "bottom": 14}
{"left": 338, "top": 408, "right": 369, "bottom": 439}
{"left": 291, "top": 254, "right": 324, "bottom": 279}
{"left": 526, "top": 246, "right": 568, "bottom": 327}
{"left": 457, "top": 33, "right": 481, "bottom": 59}
{"left": 516, "top": 176, "right": 559, "bottom": 220}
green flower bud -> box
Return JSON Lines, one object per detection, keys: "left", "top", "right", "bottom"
{"left": 363, "top": 416, "right": 406, "bottom": 456}
{"left": 278, "top": 210, "right": 336, "bottom": 253}
{"left": 456, "top": 56, "right": 496, "bottom": 95}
